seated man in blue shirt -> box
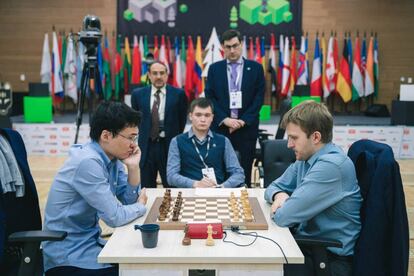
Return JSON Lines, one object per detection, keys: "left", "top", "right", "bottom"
{"left": 43, "top": 101, "right": 148, "bottom": 276}
{"left": 167, "top": 98, "right": 244, "bottom": 188}
{"left": 264, "top": 101, "right": 362, "bottom": 276}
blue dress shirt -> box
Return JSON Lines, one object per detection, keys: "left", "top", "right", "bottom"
{"left": 264, "top": 143, "right": 362, "bottom": 256}
{"left": 167, "top": 129, "right": 245, "bottom": 188}
{"left": 43, "top": 142, "right": 147, "bottom": 271}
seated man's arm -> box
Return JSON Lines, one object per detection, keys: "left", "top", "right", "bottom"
{"left": 221, "top": 138, "right": 245, "bottom": 188}
{"left": 264, "top": 162, "right": 298, "bottom": 203}
{"left": 167, "top": 138, "right": 196, "bottom": 188}
{"left": 273, "top": 160, "right": 344, "bottom": 228}
{"left": 115, "top": 162, "right": 141, "bottom": 204}
{"left": 74, "top": 158, "right": 146, "bottom": 228}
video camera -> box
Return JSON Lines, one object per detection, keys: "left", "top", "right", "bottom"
{"left": 78, "top": 15, "right": 102, "bottom": 59}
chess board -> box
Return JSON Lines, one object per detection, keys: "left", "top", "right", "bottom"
{"left": 144, "top": 196, "right": 268, "bottom": 230}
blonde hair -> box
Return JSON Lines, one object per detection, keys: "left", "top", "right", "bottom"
{"left": 281, "top": 100, "right": 333, "bottom": 143}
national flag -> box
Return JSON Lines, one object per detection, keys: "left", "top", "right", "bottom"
{"left": 76, "top": 40, "right": 85, "bottom": 90}
{"left": 248, "top": 37, "right": 254, "bottom": 60}
{"left": 351, "top": 36, "right": 364, "bottom": 101}
{"left": 40, "top": 33, "right": 51, "bottom": 84}
{"left": 114, "top": 35, "right": 123, "bottom": 100}
{"left": 241, "top": 36, "right": 247, "bottom": 59}
{"left": 159, "top": 35, "right": 170, "bottom": 73}
{"left": 260, "top": 36, "right": 266, "bottom": 71}
{"left": 63, "top": 34, "right": 77, "bottom": 103}
{"left": 277, "top": 34, "right": 284, "bottom": 95}
{"left": 173, "top": 37, "right": 182, "bottom": 88}
{"left": 268, "top": 33, "right": 277, "bottom": 94}
{"left": 374, "top": 35, "right": 379, "bottom": 98}
{"left": 255, "top": 37, "right": 261, "bottom": 64}
{"left": 131, "top": 35, "right": 142, "bottom": 86}
{"left": 50, "top": 31, "right": 64, "bottom": 104}
{"left": 61, "top": 34, "right": 67, "bottom": 73}
{"left": 102, "top": 36, "right": 113, "bottom": 100}
{"left": 184, "top": 36, "right": 196, "bottom": 101}
{"left": 347, "top": 34, "right": 353, "bottom": 76}
{"left": 361, "top": 36, "right": 367, "bottom": 81}
{"left": 310, "top": 37, "right": 322, "bottom": 97}
{"left": 97, "top": 40, "right": 103, "bottom": 93}
{"left": 194, "top": 35, "right": 203, "bottom": 95}
{"left": 139, "top": 35, "right": 146, "bottom": 78}
{"left": 281, "top": 36, "right": 291, "bottom": 97}
{"left": 123, "top": 36, "right": 132, "bottom": 95}
{"left": 290, "top": 36, "right": 297, "bottom": 92}
{"left": 336, "top": 39, "right": 352, "bottom": 103}
{"left": 324, "top": 35, "right": 338, "bottom": 98}
{"left": 180, "top": 36, "right": 186, "bottom": 86}
{"left": 297, "top": 35, "right": 309, "bottom": 85}
{"left": 153, "top": 35, "right": 159, "bottom": 59}
{"left": 364, "top": 36, "right": 375, "bottom": 97}
{"left": 321, "top": 35, "right": 329, "bottom": 97}
{"left": 202, "top": 27, "right": 223, "bottom": 77}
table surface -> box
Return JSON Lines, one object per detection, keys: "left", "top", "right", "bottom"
{"left": 98, "top": 188, "right": 304, "bottom": 265}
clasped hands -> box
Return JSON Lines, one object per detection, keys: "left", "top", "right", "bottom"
{"left": 271, "top": 192, "right": 290, "bottom": 214}
{"left": 223, "top": 118, "right": 245, "bottom": 134}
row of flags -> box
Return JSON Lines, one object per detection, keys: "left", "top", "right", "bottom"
{"left": 40, "top": 28, "right": 379, "bottom": 106}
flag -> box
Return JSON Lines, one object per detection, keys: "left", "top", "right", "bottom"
{"left": 173, "top": 37, "right": 182, "bottom": 88}
{"left": 310, "top": 37, "right": 322, "bottom": 97}
{"left": 347, "top": 35, "right": 353, "bottom": 76}
{"left": 97, "top": 40, "right": 103, "bottom": 94}
{"left": 361, "top": 36, "right": 367, "bottom": 81}
{"left": 139, "top": 35, "right": 146, "bottom": 78}
{"left": 194, "top": 35, "right": 203, "bottom": 95}
{"left": 351, "top": 36, "right": 364, "bottom": 101}
{"left": 202, "top": 27, "right": 223, "bottom": 77}
{"left": 241, "top": 36, "right": 247, "bottom": 59}
{"left": 184, "top": 36, "right": 196, "bottom": 101}
{"left": 374, "top": 36, "right": 379, "bottom": 98}
{"left": 158, "top": 35, "right": 170, "bottom": 73}
{"left": 290, "top": 36, "right": 297, "bottom": 92}
{"left": 336, "top": 39, "right": 352, "bottom": 103}
{"left": 268, "top": 33, "right": 277, "bottom": 93}
{"left": 324, "top": 35, "right": 338, "bottom": 98}
{"left": 296, "top": 35, "right": 309, "bottom": 85}
{"left": 255, "top": 37, "right": 261, "bottom": 64}
{"left": 123, "top": 36, "right": 132, "bottom": 94}
{"left": 102, "top": 36, "right": 113, "bottom": 100}
{"left": 281, "top": 36, "right": 291, "bottom": 97}
{"left": 153, "top": 35, "right": 159, "bottom": 59}
{"left": 114, "top": 36, "right": 123, "bottom": 100}
{"left": 63, "top": 34, "right": 77, "bottom": 103}
{"left": 50, "top": 31, "right": 64, "bottom": 103}
{"left": 260, "top": 36, "right": 266, "bottom": 71}
{"left": 321, "top": 35, "right": 329, "bottom": 97}
{"left": 76, "top": 40, "right": 85, "bottom": 90}
{"left": 61, "top": 34, "right": 67, "bottom": 73}
{"left": 364, "top": 36, "right": 374, "bottom": 97}
{"left": 40, "top": 33, "right": 51, "bottom": 84}
{"left": 131, "top": 35, "right": 142, "bottom": 86}
{"left": 248, "top": 37, "right": 254, "bottom": 60}
{"left": 180, "top": 36, "right": 186, "bottom": 86}
{"left": 277, "top": 34, "right": 284, "bottom": 95}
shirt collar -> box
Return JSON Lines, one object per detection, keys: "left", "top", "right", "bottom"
{"left": 188, "top": 128, "right": 214, "bottom": 141}
{"left": 89, "top": 141, "right": 116, "bottom": 169}
{"left": 226, "top": 56, "right": 244, "bottom": 65}
{"left": 151, "top": 86, "right": 166, "bottom": 96}
{"left": 306, "top": 142, "right": 336, "bottom": 167}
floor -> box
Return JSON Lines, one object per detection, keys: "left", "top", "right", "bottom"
{"left": 29, "top": 156, "right": 414, "bottom": 275}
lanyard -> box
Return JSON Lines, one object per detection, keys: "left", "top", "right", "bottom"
{"left": 191, "top": 136, "right": 210, "bottom": 168}
{"left": 227, "top": 64, "right": 242, "bottom": 91}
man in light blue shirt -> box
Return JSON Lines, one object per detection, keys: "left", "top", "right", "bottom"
{"left": 264, "top": 101, "right": 361, "bottom": 276}
{"left": 167, "top": 98, "right": 244, "bottom": 188}
{"left": 43, "top": 102, "right": 148, "bottom": 276}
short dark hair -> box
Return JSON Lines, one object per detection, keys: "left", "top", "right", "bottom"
{"left": 189, "top": 97, "right": 214, "bottom": 113}
{"left": 221, "top": 29, "right": 241, "bottom": 44}
{"left": 148, "top": 60, "right": 168, "bottom": 73}
{"left": 89, "top": 101, "right": 142, "bottom": 142}
{"left": 281, "top": 100, "right": 333, "bottom": 143}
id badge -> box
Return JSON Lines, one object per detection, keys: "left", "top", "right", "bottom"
{"left": 229, "top": 91, "right": 242, "bottom": 109}
{"left": 201, "top": 167, "right": 217, "bottom": 184}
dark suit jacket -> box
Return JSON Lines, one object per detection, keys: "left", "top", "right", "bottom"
{"left": 131, "top": 85, "right": 187, "bottom": 167}
{"left": 348, "top": 140, "right": 409, "bottom": 276}
{"left": 204, "top": 58, "right": 265, "bottom": 140}
{"left": 0, "top": 128, "right": 42, "bottom": 263}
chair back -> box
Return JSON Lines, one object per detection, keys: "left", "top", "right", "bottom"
{"left": 275, "top": 98, "right": 292, "bottom": 139}
{"left": 262, "top": 139, "right": 296, "bottom": 187}
{"left": 348, "top": 139, "right": 409, "bottom": 276}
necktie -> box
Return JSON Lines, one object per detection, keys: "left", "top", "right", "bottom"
{"left": 150, "top": 90, "right": 161, "bottom": 140}
{"left": 230, "top": 63, "right": 239, "bottom": 118}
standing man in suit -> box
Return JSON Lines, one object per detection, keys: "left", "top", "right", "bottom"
{"left": 131, "top": 61, "right": 187, "bottom": 188}
{"left": 205, "top": 29, "right": 265, "bottom": 187}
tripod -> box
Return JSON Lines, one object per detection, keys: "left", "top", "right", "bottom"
{"left": 74, "top": 49, "right": 102, "bottom": 144}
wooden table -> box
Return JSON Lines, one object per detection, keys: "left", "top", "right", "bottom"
{"left": 98, "top": 188, "right": 304, "bottom": 276}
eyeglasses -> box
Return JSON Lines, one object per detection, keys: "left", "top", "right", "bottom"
{"left": 117, "top": 133, "right": 138, "bottom": 144}
{"left": 224, "top": 43, "right": 241, "bottom": 50}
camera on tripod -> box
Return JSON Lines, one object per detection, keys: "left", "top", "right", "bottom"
{"left": 79, "top": 15, "right": 102, "bottom": 59}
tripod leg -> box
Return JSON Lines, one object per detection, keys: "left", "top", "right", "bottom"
{"left": 74, "top": 64, "right": 89, "bottom": 144}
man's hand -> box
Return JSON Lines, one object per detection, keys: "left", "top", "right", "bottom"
{"left": 193, "top": 177, "right": 217, "bottom": 188}
{"left": 122, "top": 145, "right": 141, "bottom": 169}
{"left": 271, "top": 192, "right": 290, "bottom": 213}
{"left": 224, "top": 118, "right": 246, "bottom": 133}
{"left": 137, "top": 188, "right": 147, "bottom": 205}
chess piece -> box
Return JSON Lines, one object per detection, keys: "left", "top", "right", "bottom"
{"left": 182, "top": 224, "right": 191, "bottom": 246}
{"left": 206, "top": 224, "right": 215, "bottom": 246}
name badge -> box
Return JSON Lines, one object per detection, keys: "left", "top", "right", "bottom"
{"left": 201, "top": 167, "right": 217, "bottom": 184}
{"left": 229, "top": 91, "right": 242, "bottom": 109}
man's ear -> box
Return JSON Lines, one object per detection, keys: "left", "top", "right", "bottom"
{"left": 312, "top": 131, "right": 322, "bottom": 144}
{"left": 100, "top": 130, "right": 112, "bottom": 143}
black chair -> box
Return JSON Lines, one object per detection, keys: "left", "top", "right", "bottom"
{"left": 293, "top": 139, "right": 409, "bottom": 276}
{"left": 0, "top": 128, "right": 66, "bottom": 276}
{"left": 260, "top": 139, "right": 296, "bottom": 188}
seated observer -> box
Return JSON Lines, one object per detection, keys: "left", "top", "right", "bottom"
{"left": 167, "top": 98, "right": 245, "bottom": 188}
{"left": 264, "top": 101, "right": 362, "bottom": 275}
{"left": 43, "top": 102, "right": 148, "bottom": 276}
